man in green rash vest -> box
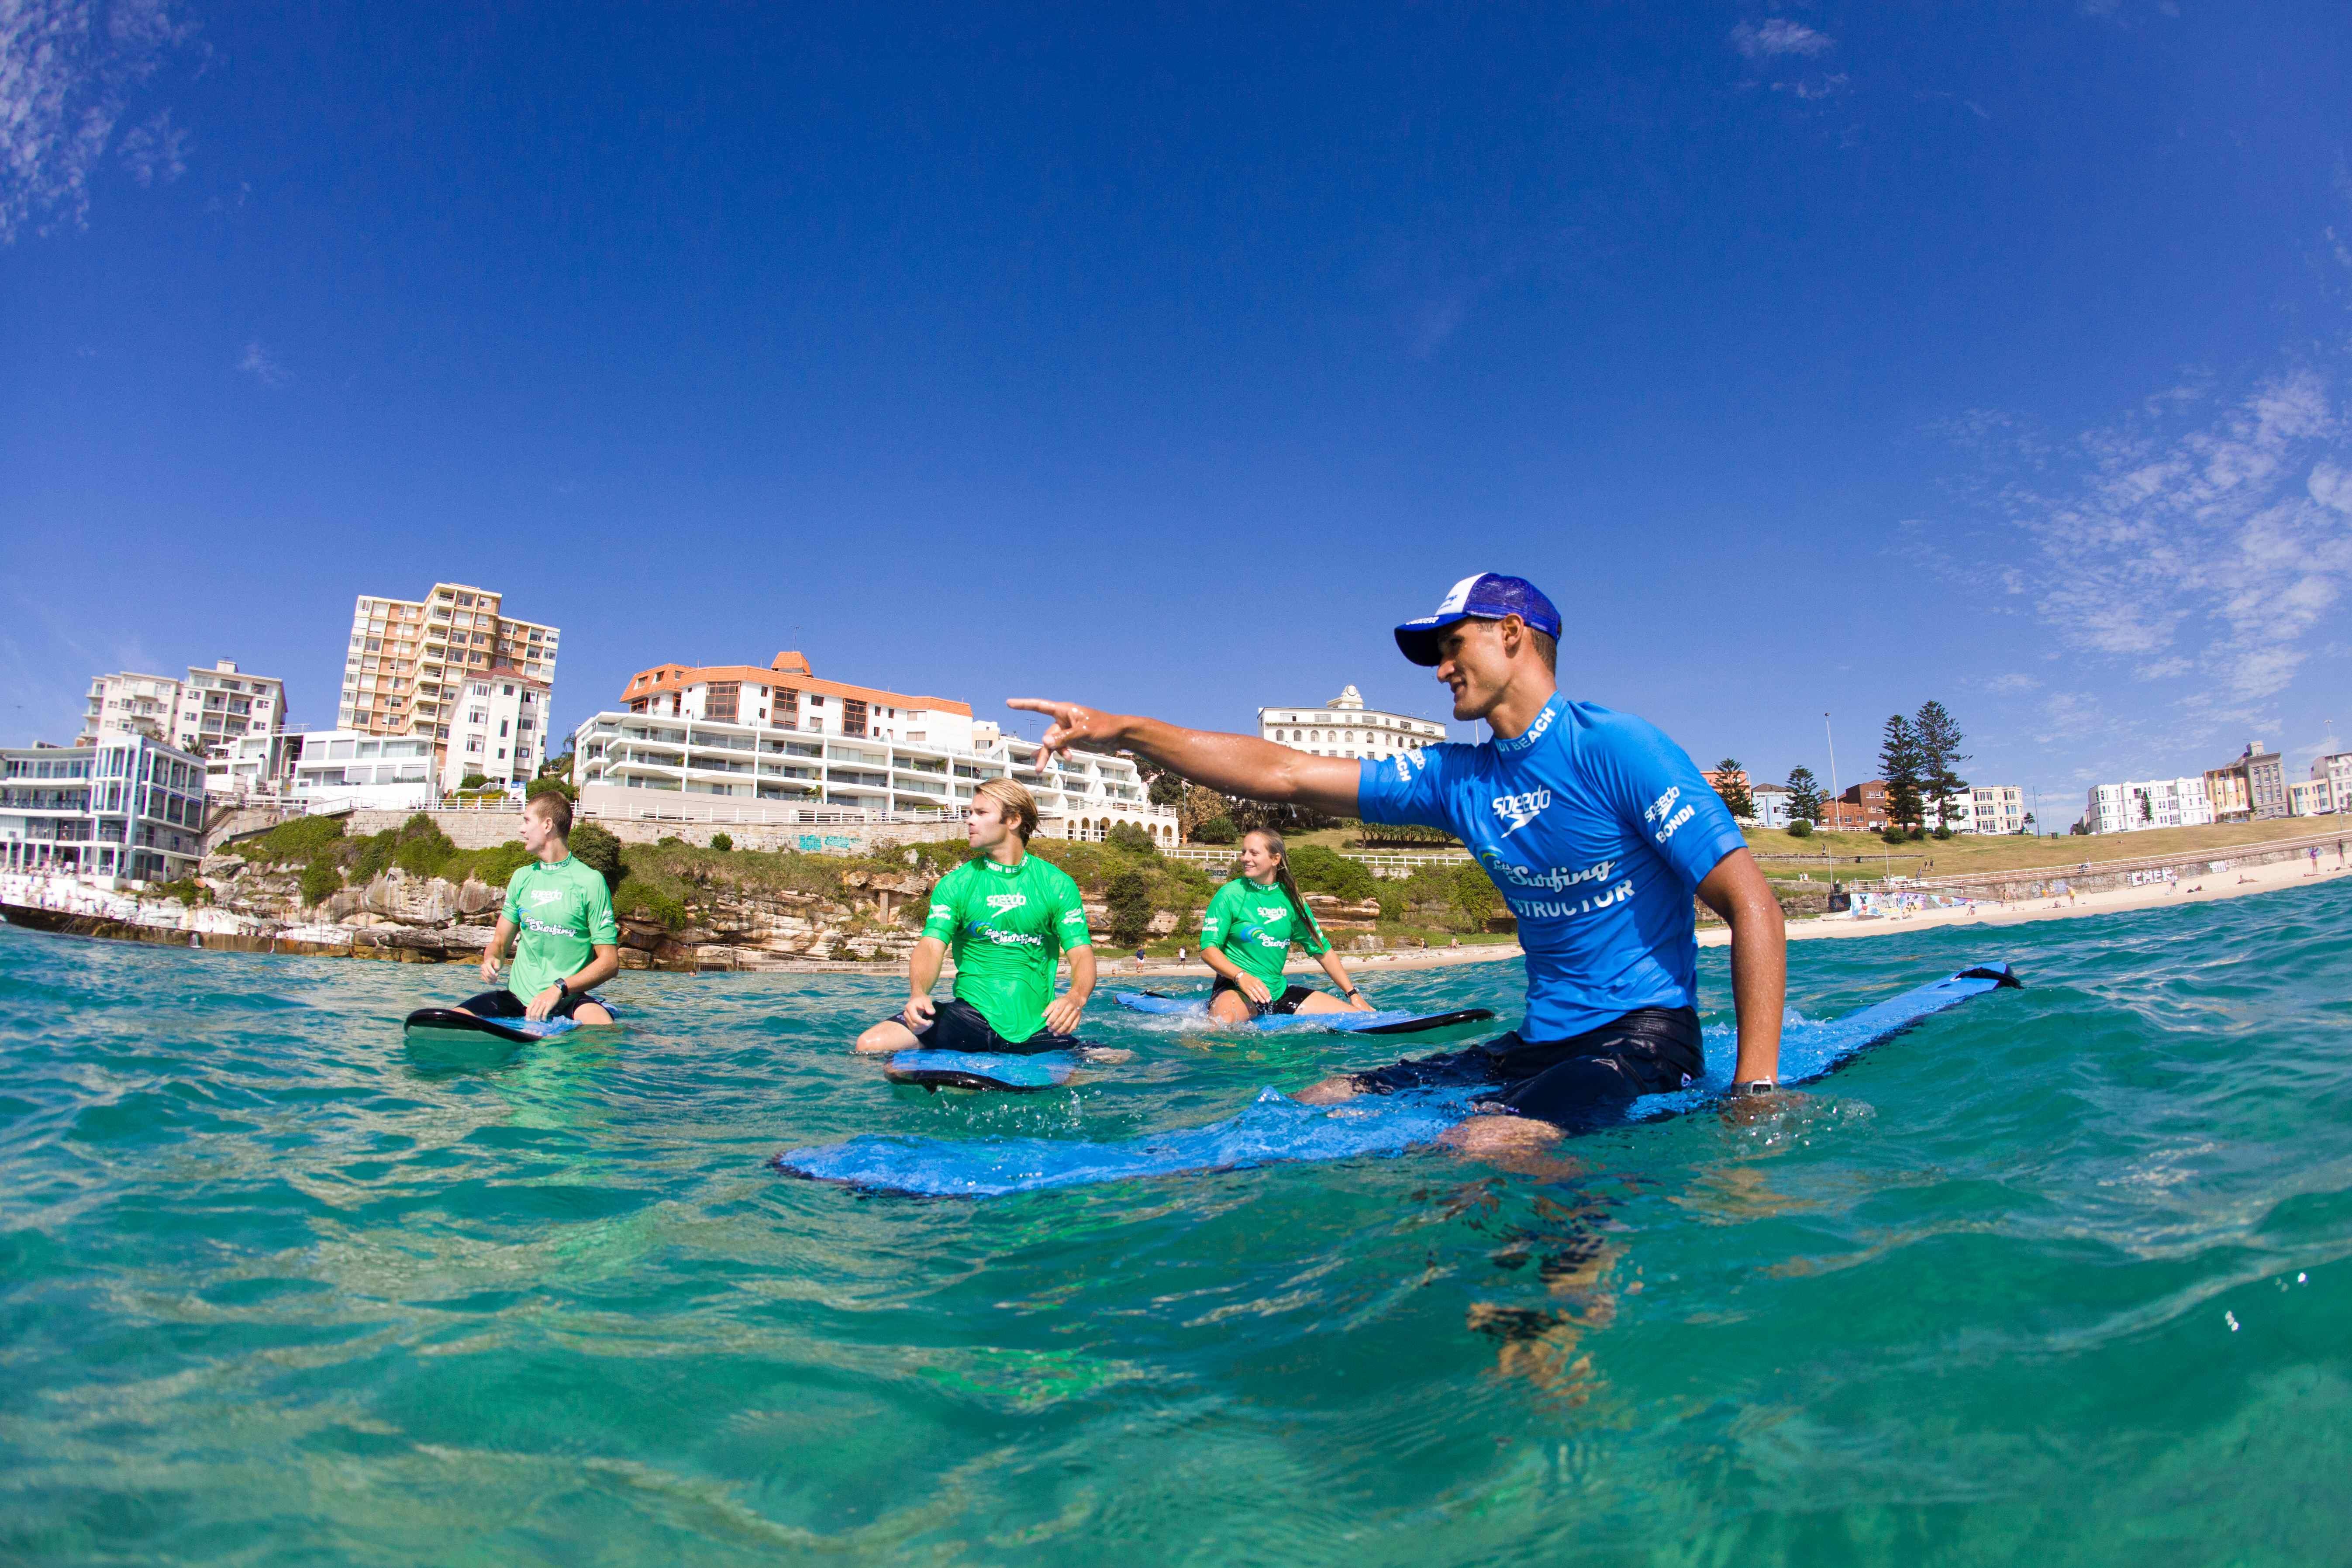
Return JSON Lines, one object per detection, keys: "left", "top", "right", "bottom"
{"left": 854, "top": 779, "right": 1100, "bottom": 1057}
{"left": 1199, "top": 827, "right": 1374, "bottom": 1024}
{"left": 459, "top": 792, "right": 621, "bottom": 1026}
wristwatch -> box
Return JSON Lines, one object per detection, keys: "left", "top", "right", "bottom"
{"left": 1733, "top": 1079, "right": 1778, "bottom": 1096}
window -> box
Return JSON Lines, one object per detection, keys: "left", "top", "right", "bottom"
{"left": 499, "top": 720, "right": 509, "bottom": 737}
{"left": 771, "top": 687, "right": 799, "bottom": 728}
{"left": 707, "top": 681, "right": 739, "bottom": 722}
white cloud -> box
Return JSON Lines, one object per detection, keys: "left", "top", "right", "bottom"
{"left": 1729, "top": 19, "right": 1835, "bottom": 59}
{"left": 0, "top": 0, "right": 191, "bottom": 242}
{"left": 236, "top": 340, "right": 288, "bottom": 387}
{"left": 1987, "top": 673, "right": 2042, "bottom": 694}
{"left": 115, "top": 103, "right": 182, "bottom": 185}
{"left": 2002, "top": 369, "right": 2352, "bottom": 715}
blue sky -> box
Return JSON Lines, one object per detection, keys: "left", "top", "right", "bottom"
{"left": 6, "top": 1, "right": 2351, "bottom": 823}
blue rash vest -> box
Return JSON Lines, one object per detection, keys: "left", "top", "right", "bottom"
{"left": 1356, "top": 694, "right": 1748, "bottom": 1041}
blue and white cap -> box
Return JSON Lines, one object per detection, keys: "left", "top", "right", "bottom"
{"left": 1393, "top": 573, "right": 1562, "bottom": 666}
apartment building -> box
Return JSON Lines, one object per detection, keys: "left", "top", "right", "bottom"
{"left": 338, "top": 583, "right": 559, "bottom": 788}
{"left": 2309, "top": 752, "right": 2352, "bottom": 814}
{"left": 1259, "top": 686, "right": 1447, "bottom": 760}
{"left": 284, "top": 729, "right": 438, "bottom": 812}
{"left": 621, "top": 651, "right": 974, "bottom": 748}
{"left": 2085, "top": 777, "right": 2215, "bottom": 835}
{"left": 441, "top": 673, "right": 554, "bottom": 793}
{"left": 77, "top": 661, "right": 286, "bottom": 759}
{"left": 1954, "top": 785, "right": 2029, "bottom": 834}
{"left": 0, "top": 733, "right": 208, "bottom": 881}
{"left": 2204, "top": 741, "right": 2286, "bottom": 823}
{"left": 2289, "top": 779, "right": 2334, "bottom": 817}
{"left": 575, "top": 652, "right": 1176, "bottom": 840}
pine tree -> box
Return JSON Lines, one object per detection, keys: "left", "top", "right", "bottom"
{"left": 1784, "top": 765, "right": 1823, "bottom": 824}
{"left": 1912, "top": 700, "right": 1969, "bottom": 831}
{"left": 1880, "top": 714, "right": 1925, "bottom": 830}
{"left": 1708, "top": 758, "right": 1757, "bottom": 820}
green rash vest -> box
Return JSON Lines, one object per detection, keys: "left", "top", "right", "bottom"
{"left": 921, "top": 854, "right": 1093, "bottom": 1043}
{"left": 1199, "top": 876, "right": 1329, "bottom": 992}
{"left": 501, "top": 855, "right": 619, "bottom": 1002}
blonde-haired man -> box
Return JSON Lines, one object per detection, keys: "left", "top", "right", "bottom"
{"left": 459, "top": 791, "right": 621, "bottom": 1027}
{"left": 855, "top": 779, "right": 1097, "bottom": 1056}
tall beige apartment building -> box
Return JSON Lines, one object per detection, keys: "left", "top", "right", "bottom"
{"left": 338, "top": 583, "right": 560, "bottom": 785}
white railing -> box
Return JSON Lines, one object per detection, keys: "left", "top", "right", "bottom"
{"left": 1155, "top": 844, "right": 1469, "bottom": 877}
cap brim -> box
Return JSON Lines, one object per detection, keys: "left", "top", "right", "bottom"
{"left": 1393, "top": 613, "right": 1468, "bottom": 667}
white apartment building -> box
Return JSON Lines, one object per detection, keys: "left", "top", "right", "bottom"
{"left": 338, "top": 583, "right": 559, "bottom": 784}
{"left": 1941, "top": 785, "right": 2028, "bottom": 835}
{"left": 2289, "top": 779, "right": 2334, "bottom": 817}
{"left": 2085, "top": 777, "right": 2215, "bottom": 835}
{"left": 77, "top": 660, "right": 286, "bottom": 762}
{"left": 620, "top": 651, "right": 977, "bottom": 749}
{"left": 441, "top": 672, "right": 554, "bottom": 793}
{"left": 2309, "top": 752, "right": 2352, "bottom": 814}
{"left": 1260, "top": 685, "right": 1448, "bottom": 760}
{"left": 0, "top": 734, "right": 208, "bottom": 881}
{"left": 285, "top": 729, "right": 439, "bottom": 813}
{"left": 570, "top": 713, "right": 1175, "bottom": 841}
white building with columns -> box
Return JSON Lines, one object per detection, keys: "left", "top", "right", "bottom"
{"left": 1259, "top": 685, "right": 1448, "bottom": 761}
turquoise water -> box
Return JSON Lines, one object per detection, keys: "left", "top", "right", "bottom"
{"left": 3, "top": 886, "right": 2349, "bottom": 1565}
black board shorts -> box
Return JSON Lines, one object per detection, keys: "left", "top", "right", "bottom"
{"left": 459, "top": 987, "right": 619, "bottom": 1023}
{"left": 899, "top": 996, "right": 1080, "bottom": 1056}
{"left": 1346, "top": 1006, "right": 1703, "bottom": 1129}
{"left": 1209, "top": 977, "right": 1316, "bottom": 1018}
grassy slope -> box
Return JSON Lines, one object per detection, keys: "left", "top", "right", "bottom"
{"left": 1745, "top": 817, "right": 2338, "bottom": 882}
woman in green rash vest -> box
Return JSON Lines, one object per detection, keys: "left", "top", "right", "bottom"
{"left": 853, "top": 778, "right": 1101, "bottom": 1057}
{"left": 1200, "top": 828, "right": 1375, "bottom": 1024}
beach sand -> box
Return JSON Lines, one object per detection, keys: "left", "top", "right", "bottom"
{"left": 1116, "top": 843, "right": 2352, "bottom": 981}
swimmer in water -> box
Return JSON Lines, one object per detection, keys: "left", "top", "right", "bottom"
{"left": 1199, "top": 828, "right": 1375, "bottom": 1024}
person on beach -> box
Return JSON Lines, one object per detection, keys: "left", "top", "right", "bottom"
{"left": 1199, "top": 827, "right": 1375, "bottom": 1024}
{"left": 1012, "top": 572, "right": 1786, "bottom": 1159}
{"left": 461, "top": 792, "right": 620, "bottom": 1026}
{"left": 854, "top": 779, "right": 1100, "bottom": 1057}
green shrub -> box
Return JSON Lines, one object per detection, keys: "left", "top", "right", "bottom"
{"left": 1104, "top": 868, "right": 1155, "bottom": 948}
{"left": 236, "top": 814, "right": 346, "bottom": 865}
{"left": 1287, "top": 844, "right": 1378, "bottom": 903}
{"left": 709, "top": 832, "right": 733, "bottom": 852}
{"left": 300, "top": 857, "right": 343, "bottom": 906}
{"left": 526, "top": 775, "right": 576, "bottom": 802}
{"left": 449, "top": 840, "right": 532, "bottom": 890}
{"left": 1450, "top": 862, "right": 1502, "bottom": 926}
{"left": 461, "top": 772, "right": 489, "bottom": 789}
{"left": 1192, "top": 815, "right": 1238, "bottom": 845}
{"left": 613, "top": 881, "right": 687, "bottom": 931}
{"left": 1786, "top": 818, "right": 1813, "bottom": 839}
{"left": 152, "top": 878, "right": 208, "bottom": 906}
{"left": 656, "top": 835, "right": 685, "bottom": 849}
{"left": 1931, "top": 824, "right": 1953, "bottom": 841}
{"left": 1880, "top": 827, "right": 1910, "bottom": 845}
{"left": 569, "top": 822, "right": 624, "bottom": 890}
{"left": 393, "top": 818, "right": 458, "bottom": 878}
{"left": 1106, "top": 822, "right": 1159, "bottom": 858}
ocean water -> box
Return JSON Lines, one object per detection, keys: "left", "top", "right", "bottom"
{"left": 2, "top": 885, "right": 2347, "bottom": 1566}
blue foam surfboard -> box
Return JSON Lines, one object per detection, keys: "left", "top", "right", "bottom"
{"left": 778, "top": 964, "right": 2021, "bottom": 1197}
{"left": 884, "top": 1049, "right": 1078, "bottom": 1091}
{"left": 1113, "top": 991, "right": 1497, "bottom": 1035}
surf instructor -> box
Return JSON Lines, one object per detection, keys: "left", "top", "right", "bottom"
{"left": 1012, "top": 572, "right": 1786, "bottom": 1157}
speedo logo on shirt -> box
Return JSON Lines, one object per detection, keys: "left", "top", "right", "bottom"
{"left": 985, "top": 893, "right": 1027, "bottom": 911}
{"left": 1644, "top": 786, "right": 1695, "bottom": 844}
{"left": 528, "top": 889, "right": 562, "bottom": 906}
{"left": 1490, "top": 789, "right": 1551, "bottom": 837}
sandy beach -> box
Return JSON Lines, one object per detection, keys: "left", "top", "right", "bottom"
{"left": 1113, "top": 842, "right": 2352, "bottom": 982}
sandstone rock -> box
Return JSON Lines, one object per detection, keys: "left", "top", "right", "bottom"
{"left": 1145, "top": 910, "right": 1179, "bottom": 936}
{"left": 362, "top": 869, "right": 457, "bottom": 925}
{"left": 199, "top": 853, "right": 246, "bottom": 877}
{"left": 455, "top": 878, "right": 499, "bottom": 916}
